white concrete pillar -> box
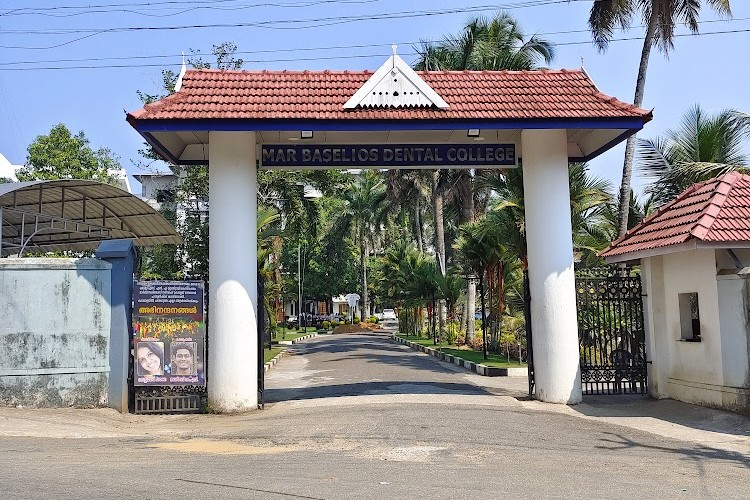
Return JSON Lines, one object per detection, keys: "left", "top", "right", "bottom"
{"left": 641, "top": 256, "right": 668, "bottom": 398}
{"left": 521, "top": 129, "right": 582, "bottom": 404}
{"left": 208, "top": 131, "right": 258, "bottom": 412}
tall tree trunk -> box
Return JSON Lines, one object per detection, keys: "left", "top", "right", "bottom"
{"left": 491, "top": 261, "right": 505, "bottom": 349}
{"left": 431, "top": 293, "right": 437, "bottom": 345}
{"left": 360, "top": 230, "right": 369, "bottom": 319}
{"left": 617, "top": 13, "right": 658, "bottom": 238}
{"left": 459, "top": 174, "right": 476, "bottom": 343}
{"left": 479, "top": 270, "right": 488, "bottom": 360}
{"left": 414, "top": 199, "right": 424, "bottom": 252}
{"left": 431, "top": 170, "right": 447, "bottom": 335}
{"left": 465, "top": 278, "right": 476, "bottom": 345}
{"left": 431, "top": 170, "right": 446, "bottom": 275}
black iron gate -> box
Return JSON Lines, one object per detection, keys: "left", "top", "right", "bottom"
{"left": 258, "top": 275, "right": 266, "bottom": 409}
{"left": 576, "top": 269, "right": 647, "bottom": 395}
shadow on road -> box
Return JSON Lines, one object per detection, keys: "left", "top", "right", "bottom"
{"left": 265, "top": 380, "right": 491, "bottom": 403}
{"left": 597, "top": 431, "right": 750, "bottom": 469}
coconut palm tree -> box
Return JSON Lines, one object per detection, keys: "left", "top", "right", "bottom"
{"left": 588, "top": 0, "right": 733, "bottom": 238}
{"left": 638, "top": 104, "right": 750, "bottom": 206}
{"left": 413, "top": 11, "right": 555, "bottom": 341}
{"left": 383, "top": 169, "right": 431, "bottom": 252}
{"left": 454, "top": 218, "right": 505, "bottom": 358}
{"left": 378, "top": 240, "right": 429, "bottom": 335}
{"left": 407, "top": 256, "right": 442, "bottom": 343}
{"left": 257, "top": 206, "right": 283, "bottom": 343}
{"left": 414, "top": 12, "right": 555, "bottom": 71}
{"left": 480, "top": 164, "right": 614, "bottom": 268}
{"left": 332, "top": 171, "right": 388, "bottom": 316}
{"left": 438, "top": 272, "right": 465, "bottom": 343}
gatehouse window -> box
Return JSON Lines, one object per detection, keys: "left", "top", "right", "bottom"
{"left": 678, "top": 293, "right": 701, "bottom": 342}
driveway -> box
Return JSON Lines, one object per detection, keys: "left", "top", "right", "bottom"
{"left": 0, "top": 331, "right": 748, "bottom": 500}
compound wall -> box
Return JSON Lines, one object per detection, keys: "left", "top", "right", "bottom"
{"left": 0, "top": 258, "right": 111, "bottom": 407}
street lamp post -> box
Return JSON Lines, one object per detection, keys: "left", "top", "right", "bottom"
{"left": 298, "top": 241, "right": 303, "bottom": 331}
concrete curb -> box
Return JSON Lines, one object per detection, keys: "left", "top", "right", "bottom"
{"left": 391, "top": 335, "right": 527, "bottom": 377}
{"left": 277, "top": 332, "right": 320, "bottom": 345}
{"left": 263, "top": 349, "right": 287, "bottom": 372}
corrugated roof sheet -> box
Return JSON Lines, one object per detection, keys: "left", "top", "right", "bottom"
{"left": 128, "top": 68, "right": 651, "bottom": 121}
{"left": 0, "top": 180, "right": 181, "bottom": 255}
{"left": 601, "top": 172, "right": 750, "bottom": 258}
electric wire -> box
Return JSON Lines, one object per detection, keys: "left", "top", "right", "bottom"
{"left": 1, "top": 20, "right": 748, "bottom": 71}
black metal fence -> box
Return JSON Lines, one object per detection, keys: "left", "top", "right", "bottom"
{"left": 576, "top": 269, "right": 647, "bottom": 395}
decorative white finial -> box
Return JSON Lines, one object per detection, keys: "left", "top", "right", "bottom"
{"left": 344, "top": 50, "right": 449, "bottom": 110}
{"left": 174, "top": 51, "right": 187, "bottom": 92}
{"left": 392, "top": 44, "right": 398, "bottom": 56}
{"left": 580, "top": 55, "right": 585, "bottom": 68}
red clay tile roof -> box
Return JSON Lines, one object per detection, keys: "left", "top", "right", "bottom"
{"left": 128, "top": 68, "right": 651, "bottom": 121}
{"left": 601, "top": 172, "right": 750, "bottom": 259}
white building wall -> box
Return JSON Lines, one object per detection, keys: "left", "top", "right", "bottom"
{"left": 136, "top": 174, "right": 178, "bottom": 210}
{"left": 644, "top": 248, "right": 750, "bottom": 412}
{"left": 716, "top": 274, "right": 750, "bottom": 412}
{"left": 0, "top": 153, "right": 21, "bottom": 181}
{"left": 660, "top": 249, "right": 723, "bottom": 406}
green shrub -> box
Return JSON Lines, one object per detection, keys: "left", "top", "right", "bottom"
{"left": 331, "top": 320, "right": 339, "bottom": 327}
{"left": 353, "top": 316, "right": 360, "bottom": 323}
{"left": 322, "top": 320, "right": 331, "bottom": 329}
{"left": 367, "top": 315, "right": 378, "bottom": 323}
{"left": 445, "top": 321, "right": 460, "bottom": 344}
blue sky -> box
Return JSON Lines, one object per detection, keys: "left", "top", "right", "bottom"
{"left": 1, "top": 0, "right": 749, "bottom": 195}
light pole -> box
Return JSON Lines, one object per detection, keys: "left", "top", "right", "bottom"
{"left": 298, "top": 241, "right": 303, "bottom": 330}
{"left": 295, "top": 184, "right": 322, "bottom": 331}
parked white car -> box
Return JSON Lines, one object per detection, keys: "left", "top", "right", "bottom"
{"left": 381, "top": 309, "right": 397, "bottom": 320}
{"left": 380, "top": 309, "right": 399, "bottom": 330}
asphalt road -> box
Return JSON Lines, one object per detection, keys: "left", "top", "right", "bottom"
{"left": 1, "top": 331, "right": 748, "bottom": 500}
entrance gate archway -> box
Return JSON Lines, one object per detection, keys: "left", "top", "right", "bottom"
{"left": 127, "top": 54, "right": 651, "bottom": 412}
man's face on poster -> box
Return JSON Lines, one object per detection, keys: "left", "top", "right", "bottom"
{"left": 174, "top": 348, "right": 194, "bottom": 374}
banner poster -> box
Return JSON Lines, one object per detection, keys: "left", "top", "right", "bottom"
{"left": 133, "top": 280, "right": 206, "bottom": 387}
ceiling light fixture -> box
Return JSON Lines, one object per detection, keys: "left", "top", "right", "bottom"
{"left": 467, "top": 129, "right": 480, "bottom": 137}
{"left": 300, "top": 131, "right": 314, "bottom": 139}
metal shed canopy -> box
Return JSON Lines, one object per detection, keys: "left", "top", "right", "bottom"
{"left": 0, "top": 179, "right": 181, "bottom": 256}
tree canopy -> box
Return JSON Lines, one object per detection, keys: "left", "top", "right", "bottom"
{"left": 17, "top": 123, "right": 118, "bottom": 182}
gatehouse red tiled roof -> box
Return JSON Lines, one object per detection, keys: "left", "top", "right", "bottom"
{"left": 601, "top": 172, "right": 750, "bottom": 259}
{"left": 128, "top": 68, "right": 652, "bottom": 121}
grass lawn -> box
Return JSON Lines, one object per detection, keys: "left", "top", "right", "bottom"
{"left": 281, "top": 326, "right": 318, "bottom": 334}
{"left": 274, "top": 331, "right": 312, "bottom": 341}
{"left": 263, "top": 347, "right": 283, "bottom": 364}
{"left": 397, "top": 335, "right": 526, "bottom": 369}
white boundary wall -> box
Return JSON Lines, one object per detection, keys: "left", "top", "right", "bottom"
{"left": 0, "top": 258, "right": 112, "bottom": 407}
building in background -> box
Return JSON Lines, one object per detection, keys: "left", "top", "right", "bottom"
{"left": 0, "top": 153, "right": 21, "bottom": 182}
{"left": 133, "top": 172, "right": 179, "bottom": 210}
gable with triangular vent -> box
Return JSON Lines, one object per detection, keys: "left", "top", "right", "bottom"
{"left": 344, "top": 48, "right": 449, "bottom": 110}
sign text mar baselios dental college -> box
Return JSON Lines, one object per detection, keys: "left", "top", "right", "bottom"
{"left": 260, "top": 144, "right": 517, "bottom": 168}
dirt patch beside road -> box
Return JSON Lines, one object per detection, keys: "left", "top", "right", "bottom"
{"left": 331, "top": 323, "right": 379, "bottom": 334}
